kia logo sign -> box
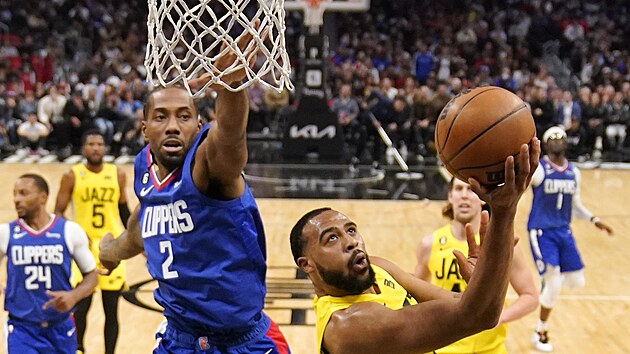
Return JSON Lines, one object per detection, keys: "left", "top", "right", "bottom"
{"left": 289, "top": 125, "right": 336, "bottom": 139}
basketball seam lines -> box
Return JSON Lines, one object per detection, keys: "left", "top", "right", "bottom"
{"left": 449, "top": 126, "right": 536, "bottom": 173}
{"left": 455, "top": 159, "right": 511, "bottom": 172}
{"left": 441, "top": 87, "right": 499, "bottom": 152}
{"left": 442, "top": 103, "right": 528, "bottom": 165}
{"left": 455, "top": 128, "right": 536, "bottom": 173}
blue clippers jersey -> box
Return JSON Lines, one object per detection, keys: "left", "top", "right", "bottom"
{"left": 528, "top": 158, "right": 577, "bottom": 230}
{"left": 134, "top": 125, "right": 267, "bottom": 335}
{"left": 5, "top": 216, "right": 72, "bottom": 323}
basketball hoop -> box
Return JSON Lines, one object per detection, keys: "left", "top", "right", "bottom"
{"left": 145, "top": 0, "right": 294, "bottom": 97}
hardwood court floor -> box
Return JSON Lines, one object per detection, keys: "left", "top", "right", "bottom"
{"left": 0, "top": 163, "right": 629, "bottom": 353}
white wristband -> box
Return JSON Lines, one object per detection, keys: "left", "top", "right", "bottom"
{"left": 590, "top": 216, "right": 600, "bottom": 224}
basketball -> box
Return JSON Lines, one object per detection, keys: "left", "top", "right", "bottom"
{"left": 435, "top": 86, "right": 536, "bottom": 186}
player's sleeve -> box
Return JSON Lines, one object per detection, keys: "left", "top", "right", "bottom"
{"left": 0, "top": 223, "right": 9, "bottom": 259}
{"left": 64, "top": 221, "right": 97, "bottom": 274}
{"left": 530, "top": 163, "right": 544, "bottom": 187}
{"left": 571, "top": 167, "right": 594, "bottom": 221}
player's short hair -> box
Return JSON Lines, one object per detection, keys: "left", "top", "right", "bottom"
{"left": 18, "top": 173, "right": 49, "bottom": 195}
{"left": 81, "top": 129, "right": 106, "bottom": 146}
{"left": 290, "top": 207, "right": 332, "bottom": 264}
{"left": 143, "top": 85, "right": 197, "bottom": 121}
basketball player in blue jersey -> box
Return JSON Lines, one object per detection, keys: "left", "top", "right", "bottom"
{"left": 0, "top": 174, "right": 98, "bottom": 354}
{"left": 97, "top": 22, "right": 291, "bottom": 354}
{"left": 290, "top": 140, "right": 540, "bottom": 354}
{"left": 528, "top": 126, "right": 613, "bottom": 352}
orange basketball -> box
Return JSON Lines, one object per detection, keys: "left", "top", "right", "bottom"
{"left": 435, "top": 86, "right": 536, "bottom": 186}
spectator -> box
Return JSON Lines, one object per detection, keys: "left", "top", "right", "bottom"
{"left": 62, "top": 89, "right": 91, "bottom": 154}
{"left": 530, "top": 87, "right": 556, "bottom": 137}
{"left": 411, "top": 41, "right": 433, "bottom": 84}
{"left": 495, "top": 67, "right": 517, "bottom": 92}
{"left": 554, "top": 90, "right": 583, "bottom": 158}
{"left": 247, "top": 80, "right": 268, "bottom": 133}
{"left": 411, "top": 85, "right": 434, "bottom": 157}
{"left": 263, "top": 87, "right": 290, "bottom": 134}
{"left": 17, "top": 111, "right": 49, "bottom": 155}
{"left": 580, "top": 90, "right": 605, "bottom": 159}
{"left": 390, "top": 95, "right": 413, "bottom": 160}
{"left": 37, "top": 85, "right": 66, "bottom": 148}
{"left": 331, "top": 84, "right": 363, "bottom": 166}
{"left": 603, "top": 92, "right": 630, "bottom": 152}
{"left": 114, "top": 89, "right": 142, "bottom": 146}
{"left": 16, "top": 90, "right": 38, "bottom": 120}
{"left": 93, "top": 92, "right": 123, "bottom": 146}
{"left": 363, "top": 86, "right": 395, "bottom": 170}
{"left": 380, "top": 77, "right": 398, "bottom": 100}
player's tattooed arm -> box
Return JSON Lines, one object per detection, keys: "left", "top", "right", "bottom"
{"left": 99, "top": 205, "right": 144, "bottom": 273}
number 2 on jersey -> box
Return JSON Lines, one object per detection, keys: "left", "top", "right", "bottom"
{"left": 160, "top": 240, "right": 179, "bottom": 279}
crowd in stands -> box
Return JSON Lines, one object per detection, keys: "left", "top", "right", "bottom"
{"left": 0, "top": 0, "right": 628, "bottom": 165}
{"left": 327, "top": 0, "right": 630, "bottom": 166}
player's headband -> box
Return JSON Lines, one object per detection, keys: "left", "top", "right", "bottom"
{"left": 542, "top": 126, "right": 567, "bottom": 143}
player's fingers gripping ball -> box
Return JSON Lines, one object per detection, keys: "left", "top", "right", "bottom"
{"left": 435, "top": 86, "right": 536, "bottom": 186}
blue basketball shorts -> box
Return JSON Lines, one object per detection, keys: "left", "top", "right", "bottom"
{"left": 528, "top": 225, "right": 584, "bottom": 275}
{"left": 6, "top": 316, "right": 76, "bottom": 354}
{"left": 154, "top": 312, "right": 291, "bottom": 354}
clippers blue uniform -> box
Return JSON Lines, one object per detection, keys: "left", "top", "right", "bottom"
{"left": 528, "top": 158, "right": 576, "bottom": 230}
{"left": 134, "top": 125, "right": 290, "bottom": 353}
{"left": 4, "top": 216, "right": 77, "bottom": 354}
{"left": 527, "top": 158, "right": 583, "bottom": 274}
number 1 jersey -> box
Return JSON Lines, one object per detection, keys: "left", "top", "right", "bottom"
{"left": 528, "top": 157, "right": 577, "bottom": 230}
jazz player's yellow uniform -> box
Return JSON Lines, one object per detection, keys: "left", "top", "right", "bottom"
{"left": 314, "top": 265, "right": 417, "bottom": 354}
{"left": 70, "top": 163, "right": 126, "bottom": 290}
{"left": 426, "top": 224, "right": 507, "bottom": 354}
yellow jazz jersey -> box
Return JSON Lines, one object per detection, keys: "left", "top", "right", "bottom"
{"left": 314, "top": 265, "right": 417, "bottom": 354}
{"left": 427, "top": 224, "right": 507, "bottom": 354}
{"left": 70, "top": 163, "right": 126, "bottom": 290}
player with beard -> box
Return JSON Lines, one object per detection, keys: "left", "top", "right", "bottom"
{"left": 415, "top": 177, "right": 538, "bottom": 354}
{"left": 55, "top": 129, "right": 130, "bottom": 354}
{"left": 289, "top": 138, "right": 540, "bottom": 354}
{"left": 1, "top": 174, "right": 97, "bottom": 354}
{"left": 97, "top": 22, "right": 291, "bottom": 353}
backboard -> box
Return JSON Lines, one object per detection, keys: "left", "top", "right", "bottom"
{"left": 284, "top": 0, "right": 370, "bottom": 30}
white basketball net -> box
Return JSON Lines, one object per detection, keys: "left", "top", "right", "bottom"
{"left": 145, "top": 0, "right": 294, "bottom": 97}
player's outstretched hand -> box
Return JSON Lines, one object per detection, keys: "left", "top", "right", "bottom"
{"left": 454, "top": 210, "right": 488, "bottom": 282}
{"left": 99, "top": 232, "right": 120, "bottom": 275}
{"left": 469, "top": 138, "right": 540, "bottom": 212}
{"left": 595, "top": 220, "right": 614, "bottom": 236}
{"left": 43, "top": 290, "right": 77, "bottom": 313}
